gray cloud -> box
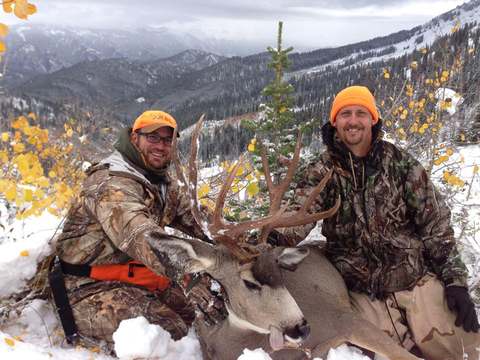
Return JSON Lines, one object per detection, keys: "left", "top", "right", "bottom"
{"left": 6, "top": 0, "right": 466, "bottom": 49}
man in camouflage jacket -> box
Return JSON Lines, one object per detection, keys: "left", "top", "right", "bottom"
{"left": 53, "top": 111, "right": 225, "bottom": 350}
{"left": 275, "top": 86, "right": 479, "bottom": 359}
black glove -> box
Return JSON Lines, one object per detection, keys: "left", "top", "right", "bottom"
{"left": 445, "top": 286, "right": 479, "bottom": 333}
{"left": 178, "top": 273, "right": 228, "bottom": 326}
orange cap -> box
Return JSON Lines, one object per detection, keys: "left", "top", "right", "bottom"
{"left": 330, "top": 86, "right": 379, "bottom": 125}
{"left": 132, "top": 110, "right": 179, "bottom": 136}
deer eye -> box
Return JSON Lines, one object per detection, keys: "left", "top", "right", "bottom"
{"left": 243, "top": 280, "right": 260, "bottom": 291}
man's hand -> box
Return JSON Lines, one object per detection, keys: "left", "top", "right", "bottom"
{"left": 178, "top": 273, "right": 228, "bottom": 326}
{"left": 445, "top": 286, "right": 479, "bottom": 333}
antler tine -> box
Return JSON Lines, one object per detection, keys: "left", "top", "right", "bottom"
{"left": 212, "top": 152, "right": 248, "bottom": 229}
{"left": 257, "top": 133, "right": 302, "bottom": 243}
{"left": 187, "top": 114, "right": 205, "bottom": 224}
{"left": 268, "top": 167, "right": 341, "bottom": 229}
{"left": 179, "top": 116, "right": 259, "bottom": 262}
{"left": 172, "top": 127, "right": 188, "bottom": 194}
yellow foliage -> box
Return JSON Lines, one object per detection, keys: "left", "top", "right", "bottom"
{"left": 4, "top": 338, "right": 14, "bottom": 346}
{"left": 384, "top": 73, "right": 390, "bottom": 79}
{"left": 246, "top": 182, "right": 259, "bottom": 197}
{"left": 20, "top": 250, "right": 29, "bottom": 257}
{"left": 236, "top": 166, "right": 244, "bottom": 176}
{"left": 248, "top": 144, "right": 255, "bottom": 152}
{"left": 0, "top": 23, "right": 7, "bottom": 37}
{"left": 446, "top": 149, "right": 453, "bottom": 155}
{"left": 474, "top": 165, "right": 479, "bottom": 175}
{"left": 1, "top": 132, "right": 8, "bottom": 141}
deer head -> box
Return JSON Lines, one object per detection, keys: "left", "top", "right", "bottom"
{"left": 148, "top": 115, "right": 340, "bottom": 351}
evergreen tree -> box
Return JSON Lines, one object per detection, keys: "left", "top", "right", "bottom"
{"left": 242, "top": 21, "right": 315, "bottom": 186}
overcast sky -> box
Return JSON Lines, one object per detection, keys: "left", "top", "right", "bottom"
{"left": 3, "top": 0, "right": 467, "bottom": 49}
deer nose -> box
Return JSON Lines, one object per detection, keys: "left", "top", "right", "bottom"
{"left": 297, "top": 320, "right": 310, "bottom": 340}
{"left": 285, "top": 319, "right": 310, "bottom": 341}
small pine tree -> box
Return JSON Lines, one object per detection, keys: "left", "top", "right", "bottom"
{"left": 242, "top": 21, "right": 314, "bottom": 186}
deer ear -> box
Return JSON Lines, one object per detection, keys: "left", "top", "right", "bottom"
{"left": 147, "top": 232, "right": 216, "bottom": 274}
{"left": 277, "top": 247, "right": 309, "bottom": 271}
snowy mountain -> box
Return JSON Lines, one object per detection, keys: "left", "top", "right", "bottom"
{"left": 2, "top": 24, "right": 259, "bottom": 86}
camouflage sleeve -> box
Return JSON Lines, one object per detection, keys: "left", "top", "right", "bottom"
{"left": 404, "top": 154, "right": 468, "bottom": 288}
{"left": 84, "top": 174, "right": 170, "bottom": 277}
{"left": 164, "top": 181, "right": 211, "bottom": 242}
{"left": 274, "top": 161, "right": 330, "bottom": 246}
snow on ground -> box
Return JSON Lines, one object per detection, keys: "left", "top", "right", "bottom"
{"left": 1, "top": 145, "right": 480, "bottom": 360}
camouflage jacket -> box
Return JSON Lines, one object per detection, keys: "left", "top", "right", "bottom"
{"left": 56, "top": 150, "right": 209, "bottom": 283}
{"left": 278, "top": 121, "right": 468, "bottom": 299}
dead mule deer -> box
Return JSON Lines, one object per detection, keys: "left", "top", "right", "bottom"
{"left": 148, "top": 116, "right": 419, "bottom": 360}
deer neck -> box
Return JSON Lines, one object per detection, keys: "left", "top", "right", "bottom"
{"left": 226, "top": 305, "right": 270, "bottom": 334}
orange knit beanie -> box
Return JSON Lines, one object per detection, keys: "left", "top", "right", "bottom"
{"left": 330, "top": 86, "right": 379, "bottom": 125}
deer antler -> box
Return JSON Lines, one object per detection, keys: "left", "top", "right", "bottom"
{"left": 173, "top": 116, "right": 339, "bottom": 261}
{"left": 256, "top": 133, "right": 341, "bottom": 243}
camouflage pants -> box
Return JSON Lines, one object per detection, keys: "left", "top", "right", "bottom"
{"left": 349, "top": 274, "right": 480, "bottom": 360}
{"left": 68, "top": 279, "right": 195, "bottom": 346}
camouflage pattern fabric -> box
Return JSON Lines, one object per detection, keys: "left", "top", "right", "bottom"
{"left": 68, "top": 277, "right": 195, "bottom": 343}
{"left": 277, "top": 120, "right": 468, "bottom": 299}
{"left": 350, "top": 274, "right": 480, "bottom": 360}
{"left": 55, "top": 150, "right": 212, "bottom": 343}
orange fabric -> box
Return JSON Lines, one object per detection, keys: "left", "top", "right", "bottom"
{"left": 90, "top": 261, "right": 171, "bottom": 291}
{"left": 132, "top": 110, "right": 178, "bottom": 134}
{"left": 330, "top": 86, "right": 379, "bottom": 124}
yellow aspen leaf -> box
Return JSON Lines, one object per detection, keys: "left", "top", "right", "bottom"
{"left": 419, "top": 128, "right": 425, "bottom": 134}
{"left": 0, "top": 41, "right": 5, "bottom": 53}
{"left": 6, "top": 186, "right": 17, "bottom": 201}
{"left": 105, "top": 127, "right": 110, "bottom": 131}
{"left": 20, "top": 250, "right": 29, "bottom": 257}
{"left": 383, "top": 68, "right": 387, "bottom": 73}
{"left": 384, "top": 73, "right": 390, "bottom": 79}
{"left": 38, "top": 176, "right": 49, "bottom": 187}
{"left": 91, "top": 347, "right": 100, "bottom": 353}
{"left": 200, "top": 184, "right": 210, "bottom": 196}
{"left": 220, "top": 162, "right": 224, "bottom": 168}
{"left": 49, "top": 171, "right": 57, "bottom": 178}
{"left": 4, "top": 338, "right": 14, "bottom": 346}
{"left": 13, "top": 0, "right": 29, "bottom": 19}
{"left": 231, "top": 185, "right": 239, "bottom": 193}
{"left": 421, "top": 48, "right": 427, "bottom": 54}
{"left": 434, "top": 160, "right": 441, "bottom": 166}
{"left": 13, "top": 142, "right": 25, "bottom": 153}
{"left": 75, "top": 345, "right": 84, "bottom": 350}
{"left": 0, "top": 180, "right": 7, "bottom": 192}
{"left": 200, "top": 198, "right": 207, "bottom": 205}
{"left": 66, "top": 128, "right": 73, "bottom": 137}
{"left": 251, "top": 139, "right": 256, "bottom": 144}
{"left": 247, "top": 174, "right": 254, "bottom": 181}
{"left": 474, "top": 165, "right": 479, "bottom": 175}
{"left": 236, "top": 166, "right": 244, "bottom": 176}
{"left": 468, "top": 49, "right": 474, "bottom": 54}
{"left": 3, "top": 1, "right": 13, "bottom": 13}
{"left": 0, "top": 23, "right": 8, "bottom": 37}
{"left": 35, "top": 188, "right": 44, "bottom": 198}
{"left": 451, "top": 27, "right": 456, "bottom": 33}
{"left": 246, "top": 182, "right": 259, "bottom": 197}
{"left": 245, "top": 163, "right": 252, "bottom": 171}
{"left": 2, "top": 132, "right": 9, "bottom": 142}
{"left": 227, "top": 165, "right": 234, "bottom": 173}
{"left": 461, "top": 135, "right": 465, "bottom": 141}
{"left": 13, "top": 336, "right": 24, "bottom": 342}
{"left": 440, "top": 76, "right": 446, "bottom": 82}
{"left": 248, "top": 144, "right": 255, "bottom": 152}
{"left": 279, "top": 107, "right": 286, "bottom": 113}
{"left": 446, "top": 149, "right": 453, "bottom": 155}
{"left": 380, "top": 100, "right": 385, "bottom": 107}
{"left": 76, "top": 125, "right": 82, "bottom": 132}
{"left": 27, "top": 3, "right": 37, "bottom": 15}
